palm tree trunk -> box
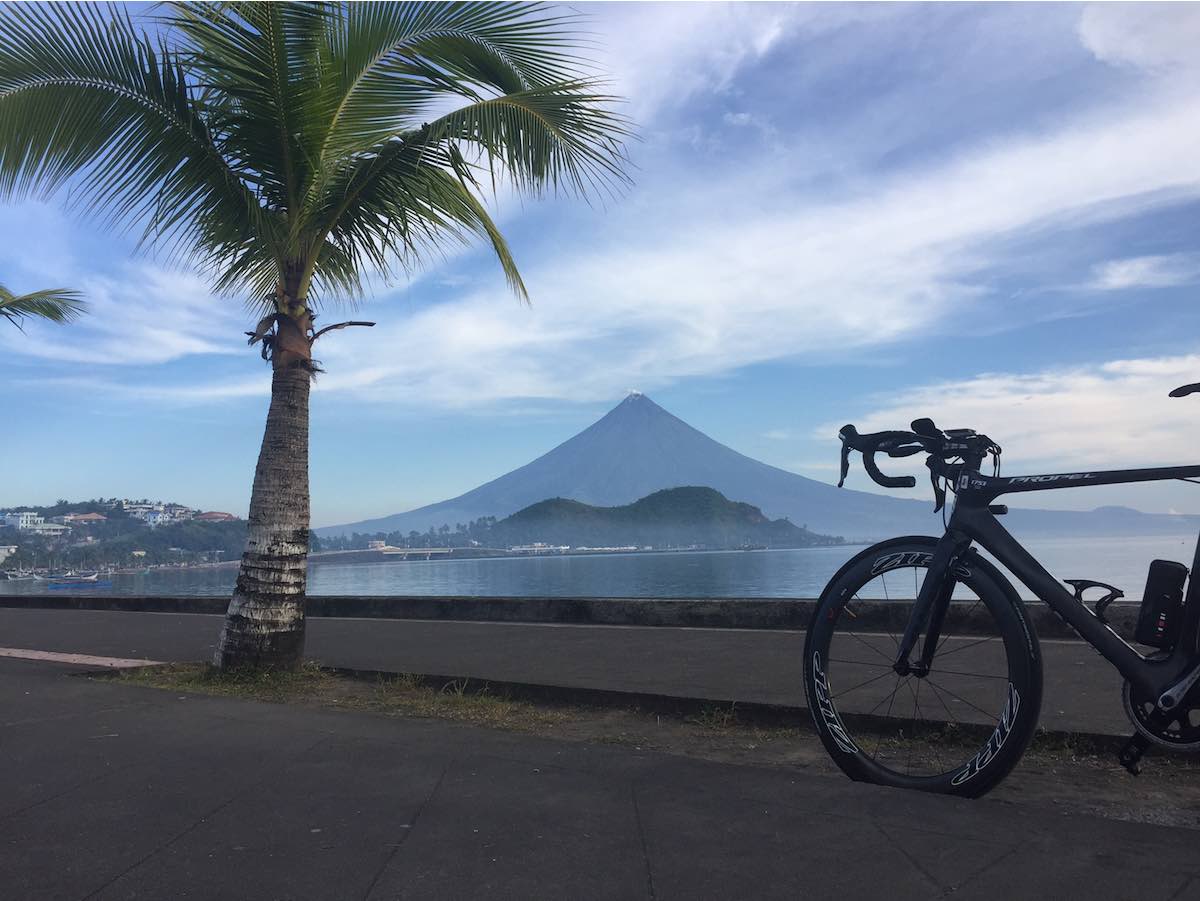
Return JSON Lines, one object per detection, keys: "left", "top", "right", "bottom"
{"left": 214, "top": 316, "right": 312, "bottom": 670}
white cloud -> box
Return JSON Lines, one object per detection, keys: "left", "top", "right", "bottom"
{"left": 594, "top": 3, "right": 888, "bottom": 120}
{"left": 0, "top": 262, "right": 244, "bottom": 365}
{"left": 285, "top": 83, "right": 1200, "bottom": 410}
{"left": 8, "top": 3, "right": 1200, "bottom": 414}
{"left": 1088, "top": 254, "right": 1200, "bottom": 291}
{"left": 827, "top": 351, "right": 1200, "bottom": 471}
{"left": 1079, "top": 4, "right": 1200, "bottom": 74}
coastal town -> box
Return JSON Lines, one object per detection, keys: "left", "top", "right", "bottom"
{"left": 0, "top": 498, "right": 242, "bottom": 581}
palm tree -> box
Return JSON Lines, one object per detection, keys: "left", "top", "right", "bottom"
{"left": 0, "top": 285, "right": 85, "bottom": 329}
{"left": 0, "top": 2, "right": 630, "bottom": 669}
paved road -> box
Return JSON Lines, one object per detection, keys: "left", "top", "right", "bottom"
{"left": 0, "top": 656, "right": 1195, "bottom": 900}
{"left": 0, "top": 607, "right": 1130, "bottom": 735}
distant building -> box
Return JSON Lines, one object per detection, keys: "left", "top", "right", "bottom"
{"left": 367, "top": 540, "right": 386, "bottom": 550}
{"left": 2, "top": 512, "right": 67, "bottom": 536}
{"left": 28, "top": 522, "right": 69, "bottom": 536}
{"left": 4, "top": 511, "right": 42, "bottom": 530}
{"left": 58, "top": 512, "right": 108, "bottom": 525}
{"left": 195, "top": 511, "right": 237, "bottom": 522}
{"left": 163, "top": 504, "right": 194, "bottom": 521}
{"left": 143, "top": 511, "right": 171, "bottom": 528}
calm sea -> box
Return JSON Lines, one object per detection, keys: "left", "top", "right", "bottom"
{"left": 2, "top": 534, "right": 1196, "bottom": 601}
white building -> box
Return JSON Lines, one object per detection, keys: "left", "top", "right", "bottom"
{"left": 28, "top": 522, "right": 69, "bottom": 537}
{"left": 4, "top": 511, "right": 42, "bottom": 530}
{"left": 3, "top": 512, "right": 69, "bottom": 537}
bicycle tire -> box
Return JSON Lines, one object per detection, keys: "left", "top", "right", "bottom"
{"left": 803, "top": 536, "right": 1043, "bottom": 797}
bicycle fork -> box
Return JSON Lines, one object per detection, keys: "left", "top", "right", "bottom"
{"left": 893, "top": 529, "right": 973, "bottom": 677}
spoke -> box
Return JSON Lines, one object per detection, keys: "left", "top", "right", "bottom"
{"left": 924, "top": 677, "right": 958, "bottom": 724}
{"left": 931, "top": 634, "right": 998, "bottom": 661}
{"left": 828, "top": 658, "right": 893, "bottom": 669}
{"left": 831, "top": 668, "right": 897, "bottom": 700}
{"left": 865, "top": 676, "right": 905, "bottom": 718}
{"left": 873, "top": 675, "right": 905, "bottom": 760}
{"left": 936, "top": 595, "right": 984, "bottom": 656}
{"left": 930, "top": 666, "right": 1007, "bottom": 680}
{"left": 914, "top": 679, "right": 944, "bottom": 773}
{"left": 923, "top": 676, "right": 1000, "bottom": 722}
{"left": 837, "top": 629, "right": 897, "bottom": 665}
{"left": 904, "top": 677, "right": 921, "bottom": 775}
{"left": 853, "top": 586, "right": 901, "bottom": 654}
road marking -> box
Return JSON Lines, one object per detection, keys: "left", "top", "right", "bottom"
{"left": 0, "top": 647, "right": 164, "bottom": 668}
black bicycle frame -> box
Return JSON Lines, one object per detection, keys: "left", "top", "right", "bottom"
{"left": 903, "top": 462, "right": 1200, "bottom": 700}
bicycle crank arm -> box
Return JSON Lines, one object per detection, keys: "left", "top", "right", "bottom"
{"left": 1158, "top": 659, "right": 1200, "bottom": 711}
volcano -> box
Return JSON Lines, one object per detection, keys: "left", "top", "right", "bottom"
{"left": 319, "top": 393, "right": 1200, "bottom": 540}
{"left": 320, "top": 392, "right": 940, "bottom": 539}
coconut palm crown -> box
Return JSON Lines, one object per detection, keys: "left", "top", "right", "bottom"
{"left": 0, "top": 2, "right": 631, "bottom": 669}
{"left": 0, "top": 285, "right": 85, "bottom": 329}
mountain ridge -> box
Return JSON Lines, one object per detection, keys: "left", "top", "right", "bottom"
{"left": 487, "top": 486, "right": 842, "bottom": 549}
{"left": 319, "top": 393, "right": 1200, "bottom": 540}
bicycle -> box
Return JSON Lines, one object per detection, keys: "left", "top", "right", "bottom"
{"left": 802, "top": 382, "right": 1200, "bottom": 797}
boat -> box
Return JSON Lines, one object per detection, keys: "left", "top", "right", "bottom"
{"left": 36, "top": 571, "right": 103, "bottom": 584}
{"left": 0, "top": 570, "right": 34, "bottom": 581}
{"left": 47, "top": 579, "right": 112, "bottom": 590}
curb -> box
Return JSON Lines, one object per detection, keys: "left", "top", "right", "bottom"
{"left": 0, "top": 593, "right": 1148, "bottom": 641}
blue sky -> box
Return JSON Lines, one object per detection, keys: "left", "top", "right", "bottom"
{"left": 3, "top": 2, "right": 1200, "bottom": 526}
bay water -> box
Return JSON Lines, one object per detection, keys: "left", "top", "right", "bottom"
{"left": 2, "top": 534, "right": 1194, "bottom": 601}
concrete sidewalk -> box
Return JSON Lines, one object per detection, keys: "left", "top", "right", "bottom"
{"left": 1, "top": 656, "right": 1196, "bottom": 901}
{"left": 0, "top": 606, "right": 1130, "bottom": 735}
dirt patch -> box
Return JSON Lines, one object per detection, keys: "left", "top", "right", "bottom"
{"left": 105, "top": 663, "right": 1200, "bottom": 828}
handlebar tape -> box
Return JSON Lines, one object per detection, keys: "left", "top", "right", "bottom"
{"left": 862, "top": 452, "right": 917, "bottom": 488}
{"left": 838, "top": 424, "right": 918, "bottom": 489}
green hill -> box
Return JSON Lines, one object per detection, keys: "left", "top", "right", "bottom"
{"left": 488, "top": 487, "right": 842, "bottom": 549}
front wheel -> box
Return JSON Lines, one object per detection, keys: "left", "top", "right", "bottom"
{"left": 803, "top": 536, "right": 1043, "bottom": 797}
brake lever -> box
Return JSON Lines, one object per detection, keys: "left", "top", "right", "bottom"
{"left": 927, "top": 459, "right": 947, "bottom": 513}
{"left": 837, "top": 439, "right": 851, "bottom": 487}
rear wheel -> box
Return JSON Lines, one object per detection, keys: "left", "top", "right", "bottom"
{"left": 803, "top": 536, "right": 1042, "bottom": 797}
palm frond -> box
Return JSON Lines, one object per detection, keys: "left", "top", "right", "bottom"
{"left": 168, "top": 2, "right": 329, "bottom": 225}
{"left": 423, "top": 80, "right": 633, "bottom": 199}
{"left": 0, "top": 3, "right": 277, "bottom": 287}
{"left": 0, "top": 284, "right": 86, "bottom": 327}
{"left": 312, "top": 152, "right": 527, "bottom": 302}
{"left": 307, "top": 2, "right": 590, "bottom": 164}
{"left": 0, "top": 2, "right": 632, "bottom": 312}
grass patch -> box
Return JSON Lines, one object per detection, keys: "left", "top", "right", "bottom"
{"left": 685, "top": 702, "right": 741, "bottom": 731}
{"left": 109, "top": 663, "right": 1200, "bottom": 781}
{"left": 115, "top": 660, "right": 334, "bottom": 702}
{"left": 113, "top": 663, "right": 570, "bottom": 732}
